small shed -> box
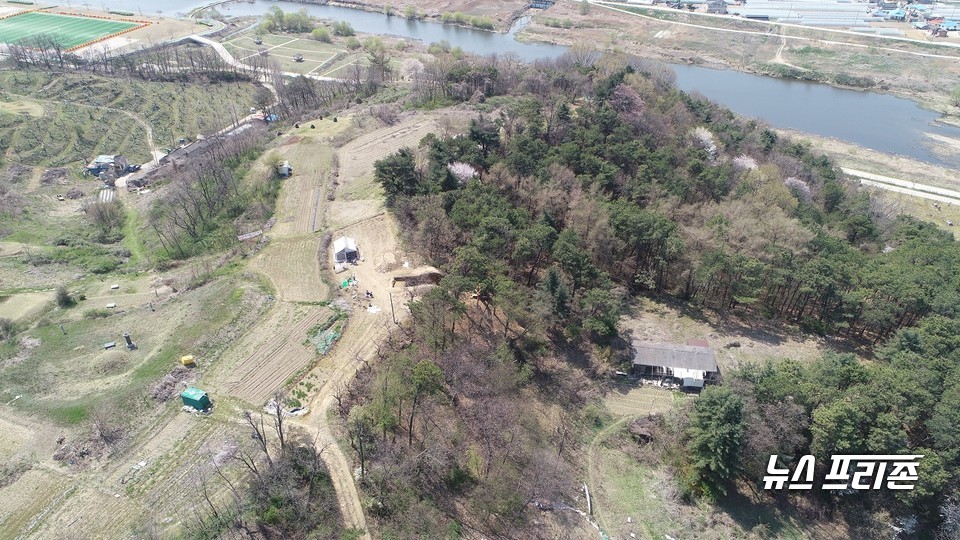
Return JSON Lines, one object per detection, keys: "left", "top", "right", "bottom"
{"left": 181, "top": 387, "right": 211, "bottom": 410}
{"left": 632, "top": 341, "right": 720, "bottom": 389}
{"left": 333, "top": 236, "right": 359, "bottom": 264}
{"left": 277, "top": 161, "right": 293, "bottom": 177}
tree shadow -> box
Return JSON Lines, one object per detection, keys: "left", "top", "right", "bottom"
{"left": 715, "top": 488, "right": 797, "bottom": 537}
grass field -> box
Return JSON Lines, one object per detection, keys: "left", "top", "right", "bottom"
{"left": 218, "top": 31, "right": 411, "bottom": 79}
{"left": 222, "top": 33, "right": 369, "bottom": 77}
{"left": 0, "top": 12, "right": 140, "bottom": 50}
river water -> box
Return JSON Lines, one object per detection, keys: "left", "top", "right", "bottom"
{"left": 68, "top": 0, "right": 960, "bottom": 167}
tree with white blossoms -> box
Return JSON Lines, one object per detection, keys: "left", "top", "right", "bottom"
{"left": 784, "top": 177, "right": 813, "bottom": 203}
{"left": 731, "top": 154, "right": 757, "bottom": 170}
{"left": 447, "top": 162, "right": 477, "bottom": 184}
{"left": 690, "top": 126, "right": 718, "bottom": 162}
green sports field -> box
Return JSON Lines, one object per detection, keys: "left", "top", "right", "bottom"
{"left": 0, "top": 12, "right": 139, "bottom": 49}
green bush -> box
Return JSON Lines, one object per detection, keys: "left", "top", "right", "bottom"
{"left": 344, "top": 37, "right": 361, "bottom": 50}
{"left": 332, "top": 20, "right": 355, "bottom": 36}
{"left": 469, "top": 16, "right": 494, "bottom": 30}
{"left": 55, "top": 286, "right": 74, "bottom": 308}
{"left": 0, "top": 318, "right": 16, "bottom": 341}
{"left": 544, "top": 18, "right": 573, "bottom": 28}
{"left": 311, "top": 27, "right": 332, "bottom": 43}
{"left": 83, "top": 309, "right": 112, "bottom": 319}
{"left": 440, "top": 11, "right": 469, "bottom": 24}
{"left": 832, "top": 72, "right": 875, "bottom": 88}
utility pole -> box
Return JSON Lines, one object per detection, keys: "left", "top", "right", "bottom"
{"left": 389, "top": 292, "right": 397, "bottom": 325}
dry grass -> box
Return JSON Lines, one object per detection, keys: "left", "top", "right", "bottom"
{"left": 621, "top": 296, "right": 841, "bottom": 375}
{"left": 0, "top": 99, "right": 44, "bottom": 117}
{"left": 0, "top": 292, "right": 52, "bottom": 322}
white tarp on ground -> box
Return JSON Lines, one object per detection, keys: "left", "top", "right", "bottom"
{"left": 333, "top": 236, "right": 358, "bottom": 262}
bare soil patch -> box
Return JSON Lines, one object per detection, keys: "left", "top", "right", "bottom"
{"left": 621, "top": 297, "right": 841, "bottom": 374}
{"left": 0, "top": 468, "right": 72, "bottom": 539}
{"left": 0, "top": 99, "right": 43, "bottom": 117}
{"left": 604, "top": 384, "right": 691, "bottom": 417}
{"left": 220, "top": 303, "right": 333, "bottom": 404}
{"left": 0, "top": 292, "right": 53, "bottom": 322}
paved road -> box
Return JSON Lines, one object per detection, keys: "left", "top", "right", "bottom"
{"left": 188, "top": 35, "right": 340, "bottom": 82}
{"left": 592, "top": 0, "right": 960, "bottom": 61}
{"left": 841, "top": 167, "right": 960, "bottom": 204}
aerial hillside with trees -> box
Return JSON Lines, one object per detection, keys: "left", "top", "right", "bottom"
{"left": 362, "top": 49, "right": 960, "bottom": 537}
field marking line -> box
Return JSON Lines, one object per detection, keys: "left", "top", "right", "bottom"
{"left": 322, "top": 59, "right": 359, "bottom": 77}
{"left": 238, "top": 36, "right": 299, "bottom": 61}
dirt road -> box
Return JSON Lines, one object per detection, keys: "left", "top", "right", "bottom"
{"left": 210, "top": 113, "right": 466, "bottom": 537}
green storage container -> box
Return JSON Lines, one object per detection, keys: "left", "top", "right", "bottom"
{"left": 180, "top": 387, "right": 211, "bottom": 410}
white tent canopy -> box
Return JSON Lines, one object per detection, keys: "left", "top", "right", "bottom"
{"left": 333, "top": 236, "right": 359, "bottom": 263}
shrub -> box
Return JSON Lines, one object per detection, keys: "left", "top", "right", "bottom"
{"left": 83, "top": 309, "right": 112, "bottom": 319}
{"left": 404, "top": 5, "right": 417, "bottom": 19}
{"left": 440, "top": 11, "right": 469, "bottom": 24}
{"left": 0, "top": 318, "right": 15, "bottom": 341}
{"left": 344, "top": 37, "right": 361, "bottom": 50}
{"left": 832, "top": 72, "right": 875, "bottom": 88}
{"left": 55, "top": 286, "right": 74, "bottom": 308}
{"left": 312, "top": 27, "right": 332, "bottom": 43}
{"left": 332, "top": 20, "right": 355, "bottom": 36}
{"left": 469, "top": 16, "right": 494, "bottom": 30}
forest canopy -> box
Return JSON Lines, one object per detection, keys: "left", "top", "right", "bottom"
{"left": 366, "top": 51, "right": 960, "bottom": 535}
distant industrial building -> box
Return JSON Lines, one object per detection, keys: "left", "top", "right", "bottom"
{"left": 727, "top": 0, "right": 873, "bottom": 26}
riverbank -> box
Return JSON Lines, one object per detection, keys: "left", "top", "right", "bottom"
{"left": 778, "top": 127, "right": 960, "bottom": 235}
{"left": 516, "top": 0, "right": 960, "bottom": 120}
{"left": 779, "top": 128, "right": 960, "bottom": 193}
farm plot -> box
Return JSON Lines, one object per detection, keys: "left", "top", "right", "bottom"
{"left": 0, "top": 468, "right": 72, "bottom": 539}
{"left": 604, "top": 384, "right": 690, "bottom": 417}
{"left": 216, "top": 303, "right": 334, "bottom": 404}
{"left": 267, "top": 138, "right": 340, "bottom": 237}
{"left": 251, "top": 237, "right": 328, "bottom": 303}
{"left": 0, "top": 278, "right": 264, "bottom": 423}
{"left": 0, "top": 71, "right": 260, "bottom": 164}
{"left": 0, "top": 414, "right": 33, "bottom": 461}
{"left": 329, "top": 115, "right": 448, "bottom": 229}
{"left": 0, "top": 98, "right": 43, "bottom": 117}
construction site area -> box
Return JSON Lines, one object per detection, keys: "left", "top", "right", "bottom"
{"left": 0, "top": 98, "right": 471, "bottom": 537}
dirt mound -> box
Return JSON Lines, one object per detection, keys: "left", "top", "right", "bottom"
{"left": 150, "top": 366, "right": 194, "bottom": 401}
